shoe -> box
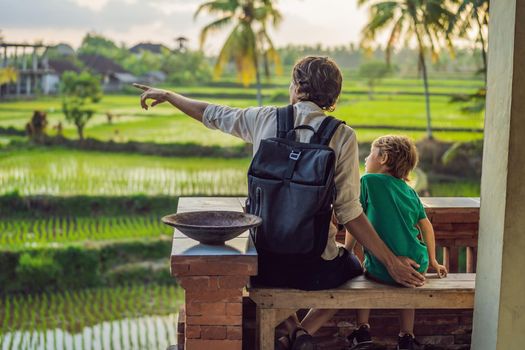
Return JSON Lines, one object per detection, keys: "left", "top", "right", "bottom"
{"left": 347, "top": 324, "right": 372, "bottom": 349}
{"left": 397, "top": 333, "right": 420, "bottom": 350}
{"left": 290, "top": 327, "right": 316, "bottom": 350}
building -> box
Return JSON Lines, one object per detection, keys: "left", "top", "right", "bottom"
{"left": 41, "top": 59, "right": 81, "bottom": 94}
{"left": 78, "top": 54, "right": 139, "bottom": 92}
{"left": 129, "top": 42, "right": 170, "bottom": 55}
{"left": 0, "top": 42, "right": 50, "bottom": 98}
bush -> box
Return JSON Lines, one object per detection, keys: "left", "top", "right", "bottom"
{"left": 54, "top": 247, "right": 101, "bottom": 289}
{"left": 105, "top": 263, "right": 173, "bottom": 286}
{"left": 0, "top": 193, "right": 179, "bottom": 218}
{"left": 15, "top": 253, "right": 61, "bottom": 292}
{"left": 99, "top": 240, "right": 171, "bottom": 270}
{"left": 1, "top": 239, "right": 175, "bottom": 294}
{"left": 0, "top": 251, "right": 20, "bottom": 292}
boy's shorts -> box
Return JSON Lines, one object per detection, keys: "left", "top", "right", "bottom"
{"left": 252, "top": 247, "right": 363, "bottom": 291}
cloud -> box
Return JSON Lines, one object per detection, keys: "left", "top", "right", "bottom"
{"left": 0, "top": 0, "right": 198, "bottom": 32}
{"left": 72, "top": 0, "right": 111, "bottom": 12}
{"left": 0, "top": 0, "right": 366, "bottom": 53}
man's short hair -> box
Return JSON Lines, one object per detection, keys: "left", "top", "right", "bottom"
{"left": 372, "top": 135, "right": 419, "bottom": 181}
{"left": 292, "top": 56, "right": 342, "bottom": 112}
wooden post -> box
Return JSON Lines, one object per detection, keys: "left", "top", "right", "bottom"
{"left": 472, "top": 0, "right": 525, "bottom": 348}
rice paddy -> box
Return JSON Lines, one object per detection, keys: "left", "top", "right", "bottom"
{"left": 0, "top": 284, "right": 182, "bottom": 350}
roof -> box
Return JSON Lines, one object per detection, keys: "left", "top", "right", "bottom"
{"left": 47, "top": 59, "right": 81, "bottom": 74}
{"left": 129, "top": 42, "right": 169, "bottom": 54}
{"left": 113, "top": 72, "right": 139, "bottom": 83}
{"left": 51, "top": 43, "right": 75, "bottom": 56}
{"left": 78, "top": 54, "right": 127, "bottom": 75}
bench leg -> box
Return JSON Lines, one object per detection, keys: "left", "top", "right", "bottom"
{"left": 273, "top": 308, "right": 297, "bottom": 327}
{"left": 256, "top": 306, "right": 276, "bottom": 350}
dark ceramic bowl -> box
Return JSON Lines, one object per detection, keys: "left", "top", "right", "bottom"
{"left": 161, "top": 211, "right": 262, "bottom": 245}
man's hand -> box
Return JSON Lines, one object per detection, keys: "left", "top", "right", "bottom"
{"left": 133, "top": 83, "right": 170, "bottom": 110}
{"left": 386, "top": 256, "right": 426, "bottom": 288}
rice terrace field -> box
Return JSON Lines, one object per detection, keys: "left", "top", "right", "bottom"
{"left": 0, "top": 75, "right": 484, "bottom": 349}
{"left": 0, "top": 285, "right": 182, "bottom": 350}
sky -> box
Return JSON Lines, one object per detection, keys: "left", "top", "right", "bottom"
{"left": 0, "top": 0, "right": 369, "bottom": 54}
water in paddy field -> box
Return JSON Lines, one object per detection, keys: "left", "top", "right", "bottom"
{"left": 0, "top": 314, "right": 179, "bottom": 350}
{"left": 0, "top": 285, "right": 183, "bottom": 350}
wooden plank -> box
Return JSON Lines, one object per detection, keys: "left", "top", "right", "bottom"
{"left": 466, "top": 247, "right": 477, "bottom": 273}
{"left": 177, "top": 197, "right": 244, "bottom": 213}
{"left": 273, "top": 308, "right": 297, "bottom": 327}
{"left": 443, "top": 246, "right": 460, "bottom": 273}
{"left": 421, "top": 197, "right": 480, "bottom": 208}
{"left": 256, "top": 307, "right": 276, "bottom": 350}
{"left": 249, "top": 274, "right": 475, "bottom": 309}
{"left": 251, "top": 289, "right": 474, "bottom": 309}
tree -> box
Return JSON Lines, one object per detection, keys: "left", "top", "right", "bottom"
{"left": 25, "top": 111, "right": 48, "bottom": 143}
{"left": 0, "top": 67, "right": 18, "bottom": 85}
{"left": 358, "top": 61, "right": 392, "bottom": 99}
{"left": 161, "top": 50, "right": 213, "bottom": 85}
{"left": 77, "top": 33, "right": 124, "bottom": 60}
{"left": 195, "top": 0, "right": 282, "bottom": 106}
{"left": 122, "top": 50, "right": 163, "bottom": 76}
{"left": 449, "top": 0, "right": 489, "bottom": 80}
{"left": 358, "top": 0, "right": 456, "bottom": 139}
{"left": 61, "top": 71, "right": 102, "bottom": 140}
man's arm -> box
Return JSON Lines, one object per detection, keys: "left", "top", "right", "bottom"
{"left": 345, "top": 213, "right": 426, "bottom": 287}
{"left": 134, "top": 83, "right": 209, "bottom": 122}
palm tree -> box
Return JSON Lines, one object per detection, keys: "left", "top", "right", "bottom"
{"left": 358, "top": 0, "right": 456, "bottom": 139}
{"left": 449, "top": 0, "right": 489, "bottom": 80}
{"left": 195, "top": 0, "right": 282, "bottom": 106}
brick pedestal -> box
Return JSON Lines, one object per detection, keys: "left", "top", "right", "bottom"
{"left": 170, "top": 197, "right": 257, "bottom": 350}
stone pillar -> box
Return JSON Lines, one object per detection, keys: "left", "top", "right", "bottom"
{"left": 472, "top": 0, "right": 525, "bottom": 349}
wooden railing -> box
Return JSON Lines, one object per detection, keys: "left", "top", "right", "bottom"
{"left": 172, "top": 196, "right": 480, "bottom": 350}
{"left": 336, "top": 197, "right": 480, "bottom": 274}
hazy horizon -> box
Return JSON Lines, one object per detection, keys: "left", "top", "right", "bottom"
{"left": 0, "top": 0, "right": 370, "bottom": 53}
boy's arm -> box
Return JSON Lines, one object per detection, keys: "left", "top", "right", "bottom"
{"left": 418, "top": 218, "right": 448, "bottom": 278}
{"left": 345, "top": 213, "right": 426, "bottom": 287}
{"left": 134, "top": 84, "right": 209, "bottom": 122}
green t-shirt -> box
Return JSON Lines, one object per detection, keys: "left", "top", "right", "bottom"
{"left": 360, "top": 173, "right": 429, "bottom": 284}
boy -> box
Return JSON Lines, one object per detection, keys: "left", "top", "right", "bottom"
{"left": 348, "top": 135, "right": 448, "bottom": 350}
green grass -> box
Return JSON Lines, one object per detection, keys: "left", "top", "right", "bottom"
{"left": 0, "top": 148, "right": 251, "bottom": 196}
{"left": 0, "top": 284, "right": 182, "bottom": 349}
{"left": 428, "top": 180, "right": 481, "bottom": 197}
{"left": 0, "top": 78, "right": 484, "bottom": 144}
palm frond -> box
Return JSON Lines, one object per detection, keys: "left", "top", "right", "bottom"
{"left": 214, "top": 26, "right": 239, "bottom": 80}
{"left": 259, "top": 29, "right": 283, "bottom": 75}
{"left": 363, "top": 1, "right": 399, "bottom": 38}
{"left": 198, "top": 16, "right": 233, "bottom": 48}
{"left": 194, "top": 0, "right": 238, "bottom": 19}
{"left": 214, "top": 22, "right": 258, "bottom": 86}
{"left": 385, "top": 15, "right": 404, "bottom": 64}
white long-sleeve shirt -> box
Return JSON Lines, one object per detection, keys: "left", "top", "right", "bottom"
{"left": 203, "top": 100, "right": 363, "bottom": 260}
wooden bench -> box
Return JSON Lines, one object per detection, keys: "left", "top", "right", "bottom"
{"left": 248, "top": 273, "right": 475, "bottom": 350}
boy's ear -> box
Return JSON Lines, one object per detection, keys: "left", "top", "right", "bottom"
{"left": 380, "top": 153, "right": 389, "bottom": 165}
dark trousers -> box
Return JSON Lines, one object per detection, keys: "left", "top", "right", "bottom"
{"left": 253, "top": 247, "right": 363, "bottom": 291}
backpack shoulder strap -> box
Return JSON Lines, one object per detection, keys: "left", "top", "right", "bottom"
{"left": 315, "top": 116, "right": 346, "bottom": 146}
{"left": 276, "top": 104, "right": 294, "bottom": 138}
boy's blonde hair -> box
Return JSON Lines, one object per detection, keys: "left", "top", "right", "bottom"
{"left": 372, "top": 135, "right": 418, "bottom": 181}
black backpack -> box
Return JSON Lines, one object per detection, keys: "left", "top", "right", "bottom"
{"left": 246, "top": 104, "right": 345, "bottom": 259}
